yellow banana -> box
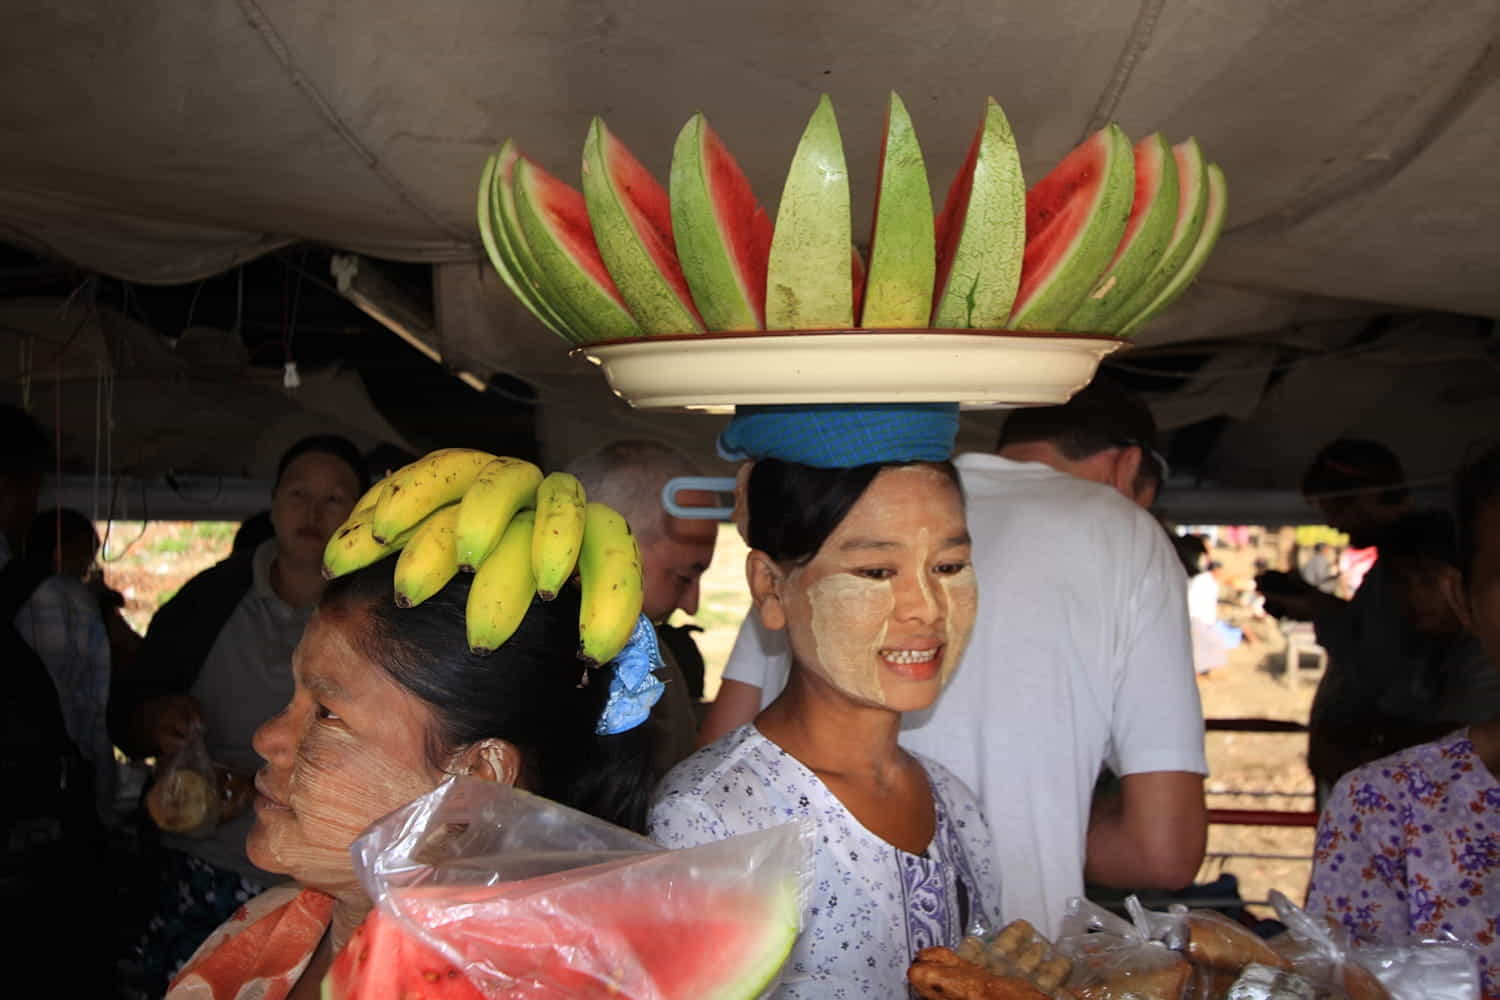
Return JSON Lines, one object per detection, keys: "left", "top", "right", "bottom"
{"left": 392, "top": 504, "right": 462, "bottom": 608}
{"left": 372, "top": 448, "right": 497, "bottom": 543}
{"left": 576, "top": 501, "right": 644, "bottom": 666}
{"left": 531, "top": 472, "right": 587, "bottom": 601}
{"left": 351, "top": 475, "right": 390, "bottom": 517}
{"left": 322, "top": 508, "right": 414, "bottom": 580}
{"left": 455, "top": 457, "right": 543, "bottom": 572}
{"left": 466, "top": 509, "right": 538, "bottom": 655}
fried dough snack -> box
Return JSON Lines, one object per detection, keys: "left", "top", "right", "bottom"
{"left": 954, "top": 919, "right": 1075, "bottom": 994}
{"left": 1184, "top": 912, "right": 1291, "bottom": 972}
{"left": 910, "top": 947, "right": 1059, "bottom": 1000}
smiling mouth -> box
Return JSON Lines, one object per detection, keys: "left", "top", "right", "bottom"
{"left": 881, "top": 647, "right": 939, "bottom": 665}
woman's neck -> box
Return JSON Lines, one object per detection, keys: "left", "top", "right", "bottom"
{"left": 757, "top": 668, "right": 907, "bottom": 784}
{"left": 271, "top": 550, "right": 326, "bottom": 609}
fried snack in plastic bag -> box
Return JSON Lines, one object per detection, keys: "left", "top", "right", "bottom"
{"left": 1056, "top": 897, "right": 1194, "bottom": 1000}
{"left": 909, "top": 946, "right": 1058, "bottom": 1000}
{"left": 342, "top": 776, "right": 810, "bottom": 1000}
{"left": 145, "top": 724, "right": 218, "bottom": 836}
{"left": 1221, "top": 962, "right": 1317, "bottom": 1000}
{"left": 1175, "top": 907, "right": 1290, "bottom": 974}
{"left": 954, "top": 919, "right": 1076, "bottom": 996}
{"left": 1266, "top": 890, "right": 1478, "bottom": 1000}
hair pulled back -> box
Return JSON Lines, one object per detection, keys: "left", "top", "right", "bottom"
{"left": 321, "top": 560, "right": 653, "bottom": 833}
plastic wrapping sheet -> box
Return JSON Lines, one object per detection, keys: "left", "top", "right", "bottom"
{"left": 348, "top": 777, "right": 812, "bottom": 999}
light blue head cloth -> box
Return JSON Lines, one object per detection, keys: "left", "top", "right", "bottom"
{"left": 716, "top": 403, "right": 960, "bottom": 467}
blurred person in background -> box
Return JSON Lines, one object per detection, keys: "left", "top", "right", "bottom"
{"left": 110, "top": 434, "right": 367, "bottom": 996}
{"left": 26, "top": 506, "right": 142, "bottom": 675}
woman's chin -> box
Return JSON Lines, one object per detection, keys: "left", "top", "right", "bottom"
{"left": 245, "top": 822, "right": 292, "bottom": 877}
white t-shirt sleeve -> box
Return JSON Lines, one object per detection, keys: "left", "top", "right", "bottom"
{"left": 722, "top": 615, "right": 793, "bottom": 708}
{"left": 1108, "top": 516, "right": 1208, "bottom": 777}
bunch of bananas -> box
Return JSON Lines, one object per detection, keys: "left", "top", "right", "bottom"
{"left": 322, "top": 448, "right": 644, "bottom": 665}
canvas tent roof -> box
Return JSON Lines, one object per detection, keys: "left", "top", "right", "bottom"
{"left": 0, "top": 0, "right": 1496, "bottom": 515}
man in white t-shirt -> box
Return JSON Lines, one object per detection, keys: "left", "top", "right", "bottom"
{"left": 700, "top": 380, "right": 1208, "bottom": 934}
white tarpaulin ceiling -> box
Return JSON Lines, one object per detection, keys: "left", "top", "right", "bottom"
{"left": 0, "top": 0, "right": 1496, "bottom": 501}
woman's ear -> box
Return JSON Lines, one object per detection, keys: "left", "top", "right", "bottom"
{"left": 447, "top": 738, "right": 524, "bottom": 787}
{"left": 746, "top": 549, "right": 788, "bottom": 632}
{"left": 1439, "top": 566, "right": 1473, "bottom": 633}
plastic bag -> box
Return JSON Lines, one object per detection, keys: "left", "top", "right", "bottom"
{"left": 144, "top": 724, "right": 218, "bottom": 837}
{"left": 348, "top": 776, "right": 811, "bottom": 1000}
{"left": 1267, "top": 890, "right": 1479, "bottom": 1000}
{"left": 1056, "top": 896, "right": 1196, "bottom": 999}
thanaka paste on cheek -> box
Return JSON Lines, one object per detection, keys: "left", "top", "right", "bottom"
{"left": 935, "top": 565, "right": 978, "bottom": 687}
{"left": 251, "top": 723, "right": 434, "bottom": 897}
{"left": 805, "top": 571, "right": 893, "bottom": 704}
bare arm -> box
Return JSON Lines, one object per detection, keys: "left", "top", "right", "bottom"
{"left": 697, "top": 679, "right": 762, "bottom": 748}
{"left": 1085, "top": 770, "right": 1207, "bottom": 889}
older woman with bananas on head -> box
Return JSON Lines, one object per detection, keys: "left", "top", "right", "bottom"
{"left": 165, "top": 449, "right": 666, "bottom": 1000}
{"left": 649, "top": 405, "right": 1002, "bottom": 1000}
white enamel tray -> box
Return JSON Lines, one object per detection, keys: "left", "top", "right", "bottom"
{"left": 574, "top": 329, "right": 1124, "bottom": 412}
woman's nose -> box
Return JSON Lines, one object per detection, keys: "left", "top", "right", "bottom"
{"left": 252, "top": 702, "right": 296, "bottom": 764}
{"left": 894, "top": 570, "right": 941, "bottom": 623}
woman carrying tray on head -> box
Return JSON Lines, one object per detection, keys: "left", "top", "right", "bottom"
{"left": 649, "top": 404, "right": 1001, "bottom": 999}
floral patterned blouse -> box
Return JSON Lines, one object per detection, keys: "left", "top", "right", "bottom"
{"left": 649, "top": 725, "right": 1001, "bottom": 999}
{"left": 1305, "top": 728, "right": 1499, "bottom": 998}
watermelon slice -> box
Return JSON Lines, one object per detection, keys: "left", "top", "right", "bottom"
{"left": 1095, "top": 137, "right": 1209, "bottom": 333}
{"left": 1119, "top": 161, "right": 1227, "bottom": 334}
{"left": 1008, "top": 123, "right": 1135, "bottom": 331}
{"left": 1059, "top": 132, "right": 1179, "bottom": 333}
{"left": 670, "top": 114, "right": 773, "bottom": 331}
{"left": 514, "top": 156, "right": 642, "bottom": 343}
{"left": 766, "top": 94, "right": 853, "bottom": 329}
{"left": 327, "top": 874, "right": 800, "bottom": 1000}
{"left": 860, "top": 91, "right": 935, "bottom": 328}
{"left": 478, "top": 149, "right": 580, "bottom": 344}
{"left": 931, "top": 98, "right": 1026, "bottom": 329}
{"left": 582, "top": 118, "right": 705, "bottom": 335}
{"left": 492, "top": 143, "right": 595, "bottom": 343}
{"left": 324, "top": 908, "right": 487, "bottom": 1000}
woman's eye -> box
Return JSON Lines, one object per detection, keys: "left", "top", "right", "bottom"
{"left": 856, "top": 567, "right": 895, "bottom": 580}
{"left": 935, "top": 560, "right": 970, "bottom": 576}
{"left": 314, "top": 704, "right": 341, "bottom": 722}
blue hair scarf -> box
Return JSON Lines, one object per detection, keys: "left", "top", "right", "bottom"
{"left": 717, "top": 403, "right": 960, "bottom": 468}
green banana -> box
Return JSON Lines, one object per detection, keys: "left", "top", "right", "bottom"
{"left": 531, "top": 471, "right": 588, "bottom": 600}
{"left": 322, "top": 508, "right": 414, "bottom": 580}
{"left": 466, "top": 510, "right": 538, "bottom": 655}
{"left": 576, "top": 501, "right": 644, "bottom": 666}
{"left": 455, "top": 457, "right": 543, "bottom": 572}
{"left": 392, "top": 504, "right": 462, "bottom": 608}
{"left": 372, "top": 448, "right": 497, "bottom": 543}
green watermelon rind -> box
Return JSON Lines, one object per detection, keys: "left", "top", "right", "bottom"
{"left": 1009, "top": 123, "right": 1136, "bottom": 332}
{"left": 582, "top": 117, "right": 705, "bottom": 336}
{"left": 492, "top": 144, "right": 596, "bottom": 344}
{"left": 766, "top": 94, "right": 854, "bottom": 330}
{"left": 931, "top": 98, "right": 1026, "bottom": 330}
{"left": 860, "top": 91, "right": 936, "bottom": 329}
{"left": 515, "top": 158, "right": 643, "bottom": 343}
{"left": 1059, "top": 132, "right": 1179, "bottom": 334}
{"left": 1119, "top": 162, "right": 1227, "bottom": 335}
{"left": 670, "top": 114, "right": 768, "bottom": 332}
{"left": 478, "top": 151, "right": 581, "bottom": 344}
{"left": 1097, "top": 137, "right": 1209, "bottom": 332}
{"left": 699, "top": 874, "right": 804, "bottom": 1000}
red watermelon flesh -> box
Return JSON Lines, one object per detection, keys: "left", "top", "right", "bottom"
{"left": 324, "top": 908, "right": 487, "bottom": 1000}
{"left": 583, "top": 119, "right": 704, "bottom": 334}
{"left": 670, "top": 114, "right": 773, "bottom": 331}
{"left": 515, "top": 157, "right": 641, "bottom": 342}
{"left": 1008, "top": 124, "right": 1134, "bottom": 331}
{"left": 331, "top": 871, "right": 798, "bottom": 1000}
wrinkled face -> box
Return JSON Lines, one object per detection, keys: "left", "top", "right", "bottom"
{"left": 1462, "top": 501, "right": 1500, "bottom": 666}
{"left": 639, "top": 494, "right": 718, "bottom": 624}
{"left": 247, "top": 610, "right": 439, "bottom": 895}
{"left": 271, "top": 451, "right": 361, "bottom": 565}
{"left": 765, "top": 466, "right": 977, "bottom": 713}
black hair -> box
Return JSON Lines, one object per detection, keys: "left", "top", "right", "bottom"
{"left": 746, "top": 458, "right": 962, "bottom": 566}
{"left": 1171, "top": 532, "right": 1209, "bottom": 577}
{"left": 321, "top": 561, "right": 654, "bottom": 834}
{"left": 1380, "top": 509, "right": 1459, "bottom": 569}
{"left": 275, "top": 435, "right": 370, "bottom": 495}
{"left": 24, "top": 508, "right": 98, "bottom": 564}
{"left": 996, "top": 379, "right": 1164, "bottom": 497}
{"left": 0, "top": 403, "right": 51, "bottom": 480}
{"left": 1454, "top": 444, "right": 1500, "bottom": 586}
{"left": 1300, "top": 438, "right": 1407, "bottom": 505}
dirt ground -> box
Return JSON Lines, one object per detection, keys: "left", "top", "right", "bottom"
{"left": 112, "top": 519, "right": 1320, "bottom": 916}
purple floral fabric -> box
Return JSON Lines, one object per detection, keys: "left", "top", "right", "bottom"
{"left": 1305, "top": 728, "right": 1499, "bottom": 997}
